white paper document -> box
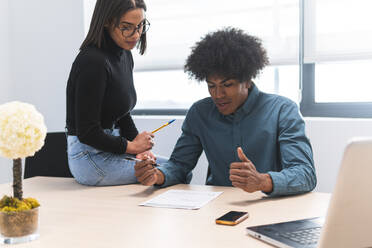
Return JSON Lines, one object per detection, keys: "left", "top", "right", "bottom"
{"left": 139, "top": 189, "right": 223, "bottom": 210}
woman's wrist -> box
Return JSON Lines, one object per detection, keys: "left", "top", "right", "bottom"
{"left": 126, "top": 141, "right": 137, "bottom": 154}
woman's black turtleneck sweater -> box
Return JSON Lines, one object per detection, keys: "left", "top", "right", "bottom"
{"left": 66, "top": 32, "right": 138, "bottom": 154}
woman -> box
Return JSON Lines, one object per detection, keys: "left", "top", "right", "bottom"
{"left": 66, "top": 0, "right": 161, "bottom": 186}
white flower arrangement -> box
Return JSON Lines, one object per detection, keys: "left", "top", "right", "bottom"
{"left": 0, "top": 101, "right": 47, "bottom": 159}
{"left": 0, "top": 101, "right": 46, "bottom": 242}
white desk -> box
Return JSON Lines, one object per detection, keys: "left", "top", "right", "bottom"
{"left": 0, "top": 177, "right": 330, "bottom": 248}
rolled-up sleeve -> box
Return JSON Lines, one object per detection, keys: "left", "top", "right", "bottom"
{"left": 267, "top": 102, "right": 317, "bottom": 196}
{"left": 157, "top": 107, "right": 203, "bottom": 187}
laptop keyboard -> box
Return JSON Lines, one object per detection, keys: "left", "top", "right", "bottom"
{"left": 279, "top": 227, "right": 321, "bottom": 245}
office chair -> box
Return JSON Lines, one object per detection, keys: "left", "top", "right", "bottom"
{"left": 24, "top": 132, "right": 73, "bottom": 179}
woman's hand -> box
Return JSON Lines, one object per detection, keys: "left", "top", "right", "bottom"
{"left": 126, "top": 131, "right": 154, "bottom": 154}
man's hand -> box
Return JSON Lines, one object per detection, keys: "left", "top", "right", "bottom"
{"left": 134, "top": 157, "right": 164, "bottom": 186}
{"left": 229, "top": 147, "right": 273, "bottom": 193}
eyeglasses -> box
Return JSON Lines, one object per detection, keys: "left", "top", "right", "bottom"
{"left": 118, "top": 19, "right": 150, "bottom": 38}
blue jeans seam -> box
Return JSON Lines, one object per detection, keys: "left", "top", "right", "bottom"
{"left": 86, "top": 152, "right": 106, "bottom": 180}
{"left": 69, "top": 150, "right": 88, "bottom": 160}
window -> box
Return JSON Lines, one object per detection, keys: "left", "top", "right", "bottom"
{"left": 133, "top": 65, "right": 300, "bottom": 114}
{"left": 315, "top": 61, "right": 372, "bottom": 103}
{"left": 300, "top": 0, "right": 372, "bottom": 117}
{"left": 131, "top": 0, "right": 300, "bottom": 114}
{"left": 133, "top": 70, "right": 208, "bottom": 113}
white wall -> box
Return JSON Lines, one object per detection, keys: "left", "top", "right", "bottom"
{"left": 0, "top": 0, "right": 10, "bottom": 102}
{"left": 0, "top": 0, "right": 12, "bottom": 184}
{"left": 8, "top": 0, "right": 85, "bottom": 131}
{"left": 305, "top": 118, "right": 372, "bottom": 193}
{"left": 0, "top": 0, "right": 85, "bottom": 184}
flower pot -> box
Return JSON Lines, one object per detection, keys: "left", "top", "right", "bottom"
{"left": 0, "top": 207, "right": 39, "bottom": 244}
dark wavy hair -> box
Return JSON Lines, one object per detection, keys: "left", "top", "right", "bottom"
{"left": 184, "top": 27, "right": 269, "bottom": 82}
{"left": 80, "top": 0, "right": 147, "bottom": 55}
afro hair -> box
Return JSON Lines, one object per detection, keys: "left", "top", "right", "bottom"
{"left": 184, "top": 27, "right": 269, "bottom": 82}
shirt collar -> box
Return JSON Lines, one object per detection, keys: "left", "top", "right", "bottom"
{"left": 239, "top": 83, "right": 260, "bottom": 115}
{"left": 223, "top": 83, "right": 260, "bottom": 120}
{"left": 103, "top": 29, "right": 124, "bottom": 58}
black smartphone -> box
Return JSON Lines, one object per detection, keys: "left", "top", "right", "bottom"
{"left": 215, "top": 211, "right": 249, "bottom": 226}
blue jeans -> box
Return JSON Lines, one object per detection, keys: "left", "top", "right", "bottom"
{"left": 67, "top": 129, "right": 168, "bottom": 186}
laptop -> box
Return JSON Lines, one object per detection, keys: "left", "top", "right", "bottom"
{"left": 246, "top": 137, "right": 372, "bottom": 248}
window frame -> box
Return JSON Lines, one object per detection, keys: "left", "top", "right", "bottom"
{"left": 300, "top": 63, "right": 372, "bottom": 118}
{"left": 132, "top": 108, "right": 187, "bottom": 116}
{"left": 299, "top": 0, "right": 372, "bottom": 118}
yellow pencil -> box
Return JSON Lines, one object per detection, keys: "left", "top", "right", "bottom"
{"left": 152, "top": 119, "right": 176, "bottom": 133}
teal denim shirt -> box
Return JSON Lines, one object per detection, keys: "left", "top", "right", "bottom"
{"left": 157, "top": 84, "right": 316, "bottom": 196}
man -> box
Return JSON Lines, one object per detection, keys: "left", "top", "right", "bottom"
{"left": 134, "top": 27, "right": 316, "bottom": 196}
